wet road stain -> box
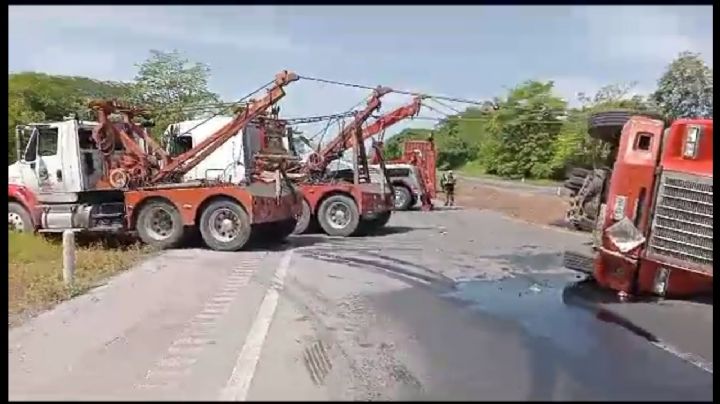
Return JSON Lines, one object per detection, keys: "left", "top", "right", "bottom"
{"left": 446, "top": 274, "right": 701, "bottom": 356}
{"left": 446, "top": 274, "right": 600, "bottom": 357}
{"left": 445, "top": 274, "right": 712, "bottom": 399}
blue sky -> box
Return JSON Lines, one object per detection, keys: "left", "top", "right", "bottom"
{"left": 8, "top": 5, "right": 713, "bottom": 138}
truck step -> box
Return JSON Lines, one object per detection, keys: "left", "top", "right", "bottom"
{"left": 92, "top": 213, "right": 124, "bottom": 218}
{"left": 563, "top": 250, "right": 595, "bottom": 275}
{"left": 38, "top": 228, "right": 83, "bottom": 233}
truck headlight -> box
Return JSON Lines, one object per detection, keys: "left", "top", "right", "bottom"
{"left": 683, "top": 125, "right": 701, "bottom": 159}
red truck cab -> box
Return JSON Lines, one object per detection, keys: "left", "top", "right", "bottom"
{"left": 594, "top": 116, "right": 713, "bottom": 298}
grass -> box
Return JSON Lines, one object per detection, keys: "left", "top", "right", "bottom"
{"left": 456, "top": 161, "right": 561, "bottom": 187}
{"left": 8, "top": 232, "right": 151, "bottom": 326}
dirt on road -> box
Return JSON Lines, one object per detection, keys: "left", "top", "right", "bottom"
{"left": 451, "top": 179, "right": 570, "bottom": 228}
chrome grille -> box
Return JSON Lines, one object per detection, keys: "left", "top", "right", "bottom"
{"left": 647, "top": 171, "right": 713, "bottom": 273}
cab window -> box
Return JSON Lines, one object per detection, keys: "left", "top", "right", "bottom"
{"left": 38, "top": 127, "right": 59, "bottom": 156}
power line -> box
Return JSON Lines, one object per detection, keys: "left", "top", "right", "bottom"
{"left": 297, "top": 75, "right": 489, "bottom": 107}
{"left": 409, "top": 116, "right": 568, "bottom": 125}
{"left": 170, "top": 79, "right": 275, "bottom": 137}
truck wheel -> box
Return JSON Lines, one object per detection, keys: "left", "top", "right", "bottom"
{"left": 357, "top": 211, "right": 392, "bottom": 235}
{"left": 292, "top": 199, "right": 312, "bottom": 235}
{"left": 136, "top": 200, "right": 185, "bottom": 249}
{"left": 393, "top": 185, "right": 413, "bottom": 211}
{"left": 588, "top": 110, "right": 665, "bottom": 142}
{"left": 274, "top": 218, "right": 298, "bottom": 241}
{"left": 199, "top": 199, "right": 251, "bottom": 252}
{"left": 8, "top": 202, "right": 34, "bottom": 233}
{"left": 317, "top": 194, "right": 360, "bottom": 237}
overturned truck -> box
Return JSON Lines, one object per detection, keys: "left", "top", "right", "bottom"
{"left": 564, "top": 110, "right": 713, "bottom": 299}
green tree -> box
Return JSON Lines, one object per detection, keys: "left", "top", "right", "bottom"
{"left": 484, "top": 80, "right": 567, "bottom": 179}
{"left": 652, "top": 51, "right": 713, "bottom": 119}
{"left": 131, "top": 50, "right": 220, "bottom": 139}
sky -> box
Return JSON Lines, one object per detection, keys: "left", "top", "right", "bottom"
{"left": 8, "top": 5, "right": 714, "bottom": 139}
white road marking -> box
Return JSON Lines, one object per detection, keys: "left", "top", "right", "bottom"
{"left": 220, "top": 249, "right": 294, "bottom": 401}
{"left": 651, "top": 341, "right": 713, "bottom": 374}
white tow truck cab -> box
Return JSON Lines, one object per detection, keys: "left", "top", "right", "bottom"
{"left": 8, "top": 119, "right": 130, "bottom": 232}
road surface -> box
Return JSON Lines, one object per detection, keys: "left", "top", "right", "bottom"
{"left": 8, "top": 208, "right": 713, "bottom": 401}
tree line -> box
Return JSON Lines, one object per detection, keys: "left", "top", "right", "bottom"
{"left": 386, "top": 51, "right": 713, "bottom": 179}
{"left": 8, "top": 50, "right": 218, "bottom": 162}
{"left": 8, "top": 50, "right": 713, "bottom": 181}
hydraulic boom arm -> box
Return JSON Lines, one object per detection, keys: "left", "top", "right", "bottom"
{"left": 347, "top": 95, "right": 424, "bottom": 148}
{"left": 309, "top": 86, "right": 392, "bottom": 172}
{"left": 152, "top": 70, "right": 299, "bottom": 183}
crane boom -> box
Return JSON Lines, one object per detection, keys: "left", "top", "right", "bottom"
{"left": 152, "top": 70, "right": 299, "bottom": 183}
{"left": 311, "top": 86, "right": 392, "bottom": 172}
{"left": 347, "top": 95, "right": 424, "bottom": 148}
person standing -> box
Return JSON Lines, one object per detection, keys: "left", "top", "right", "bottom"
{"left": 440, "top": 170, "right": 457, "bottom": 206}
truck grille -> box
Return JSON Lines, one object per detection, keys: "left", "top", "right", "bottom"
{"left": 647, "top": 171, "right": 713, "bottom": 273}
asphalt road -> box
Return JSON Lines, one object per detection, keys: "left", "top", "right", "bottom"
{"left": 8, "top": 208, "right": 713, "bottom": 401}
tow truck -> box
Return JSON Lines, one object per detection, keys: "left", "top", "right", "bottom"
{"left": 8, "top": 71, "right": 302, "bottom": 252}
{"left": 161, "top": 87, "right": 396, "bottom": 238}
{"left": 563, "top": 111, "right": 713, "bottom": 299}
{"left": 288, "top": 87, "right": 396, "bottom": 236}
{"left": 345, "top": 95, "right": 437, "bottom": 211}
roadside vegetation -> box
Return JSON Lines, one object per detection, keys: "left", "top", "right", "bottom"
{"left": 386, "top": 51, "right": 713, "bottom": 180}
{"left": 8, "top": 232, "right": 150, "bottom": 326}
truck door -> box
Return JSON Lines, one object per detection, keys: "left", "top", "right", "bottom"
{"left": 16, "top": 125, "right": 41, "bottom": 193}
{"left": 19, "top": 124, "right": 70, "bottom": 198}
{"left": 35, "top": 126, "right": 65, "bottom": 194}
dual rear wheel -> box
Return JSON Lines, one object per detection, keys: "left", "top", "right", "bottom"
{"left": 136, "top": 198, "right": 292, "bottom": 252}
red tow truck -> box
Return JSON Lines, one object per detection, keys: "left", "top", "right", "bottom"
{"left": 8, "top": 71, "right": 303, "bottom": 251}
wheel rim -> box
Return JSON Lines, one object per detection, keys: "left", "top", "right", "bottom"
{"left": 326, "top": 202, "right": 351, "bottom": 230}
{"left": 8, "top": 212, "right": 25, "bottom": 232}
{"left": 146, "top": 207, "right": 176, "bottom": 241}
{"left": 394, "top": 189, "right": 407, "bottom": 209}
{"left": 208, "top": 208, "right": 241, "bottom": 242}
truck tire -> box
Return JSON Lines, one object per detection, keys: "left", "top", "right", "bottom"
{"left": 199, "top": 199, "right": 251, "bottom": 252}
{"left": 567, "top": 167, "right": 590, "bottom": 178}
{"left": 392, "top": 185, "right": 413, "bottom": 211}
{"left": 253, "top": 218, "right": 298, "bottom": 244}
{"left": 136, "top": 200, "right": 185, "bottom": 249}
{"left": 588, "top": 110, "right": 665, "bottom": 142}
{"left": 8, "top": 202, "right": 34, "bottom": 233}
{"left": 292, "top": 199, "right": 312, "bottom": 235}
{"left": 272, "top": 218, "right": 297, "bottom": 242}
{"left": 317, "top": 194, "right": 360, "bottom": 237}
{"left": 357, "top": 211, "right": 392, "bottom": 235}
